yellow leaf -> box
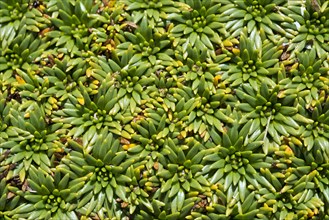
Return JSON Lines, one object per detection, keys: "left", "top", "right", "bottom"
{"left": 291, "top": 63, "right": 298, "bottom": 70}
{"left": 284, "top": 146, "right": 294, "bottom": 157}
{"left": 223, "top": 39, "right": 233, "bottom": 47}
{"left": 109, "top": 0, "right": 116, "bottom": 7}
{"left": 232, "top": 48, "right": 240, "bottom": 55}
{"left": 92, "top": 80, "right": 99, "bottom": 85}
{"left": 308, "top": 211, "right": 315, "bottom": 218}
{"left": 231, "top": 38, "right": 239, "bottom": 44}
{"left": 122, "top": 144, "right": 136, "bottom": 150}
{"left": 58, "top": 53, "right": 64, "bottom": 59}
{"left": 77, "top": 97, "right": 85, "bottom": 105}
{"left": 39, "top": 5, "right": 46, "bottom": 12}
{"left": 168, "top": 110, "right": 172, "bottom": 121}
{"left": 210, "top": 184, "right": 218, "bottom": 190}
{"left": 106, "top": 44, "right": 114, "bottom": 51}
{"left": 86, "top": 68, "right": 93, "bottom": 77}
{"left": 48, "top": 97, "right": 57, "bottom": 104}
{"left": 214, "top": 75, "right": 221, "bottom": 86}
{"left": 15, "top": 75, "right": 25, "bottom": 84}
{"left": 177, "top": 60, "right": 183, "bottom": 66}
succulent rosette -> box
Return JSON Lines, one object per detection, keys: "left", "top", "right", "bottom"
{"left": 284, "top": 0, "right": 329, "bottom": 57}
{"left": 51, "top": 76, "right": 134, "bottom": 147}
{"left": 57, "top": 128, "right": 137, "bottom": 218}
{"left": 116, "top": 18, "right": 175, "bottom": 67}
{"left": 168, "top": 0, "right": 225, "bottom": 51}
{"left": 221, "top": 33, "right": 283, "bottom": 90}
{"left": 45, "top": 0, "right": 103, "bottom": 57}
{"left": 257, "top": 143, "right": 327, "bottom": 219}
{"left": 9, "top": 167, "right": 84, "bottom": 219}
{"left": 0, "top": 101, "right": 64, "bottom": 181}
{"left": 219, "top": 0, "right": 292, "bottom": 48}
{"left": 0, "top": 0, "right": 50, "bottom": 48}
{"left": 279, "top": 48, "right": 329, "bottom": 108}
{"left": 296, "top": 98, "right": 329, "bottom": 153}
{"left": 164, "top": 84, "right": 235, "bottom": 141}
{"left": 154, "top": 137, "right": 213, "bottom": 218}
{"left": 122, "top": 0, "right": 178, "bottom": 28}
{"left": 201, "top": 123, "right": 270, "bottom": 218}
{"left": 41, "top": 55, "right": 96, "bottom": 115}
{"left": 235, "top": 82, "right": 313, "bottom": 151}
{"left": 175, "top": 46, "right": 229, "bottom": 95}
{"left": 0, "top": 31, "right": 49, "bottom": 94}
{"left": 88, "top": 51, "right": 157, "bottom": 114}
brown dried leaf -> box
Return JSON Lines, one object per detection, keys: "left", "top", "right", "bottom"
{"left": 121, "top": 202, "right": 129, "bottom": 208}
{"left": 153, "top": 162, "right": 159, "bottom": 170}
{"left": 7, "top": 192, "right": 15, "bottom": 199}
{"left": 120, "top": 137, "right": 130, "bottom": 145}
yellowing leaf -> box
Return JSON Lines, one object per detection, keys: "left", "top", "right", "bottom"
{"left": 86, "top": 68, "right": 93, "bottom": 77}
{"left": 284, "top": 146, "right": 293, "bottom": 156}
{"left": 291, "top": 63, "right": 298, "bottom": 70}
{"left": 214, "top": 75, "right": 221, "bottom": 86}
{"left": 58, "top": 53, "right": 64, "bottom": 59}
{"left": 48, "top": 97, "right": 57, "bottom": 104}
{"left": 223, "top": 39, "right": 233, "bottom": 47}
{"left": 109, "top": 0, "right": 116, "bottom": 7}
{"left": 122, "top": 144, "right": 136, "bottom": 150}
{"left": 106, "top": 44, "right": 114, "bottom": 51}
{"left": 77, "top": 97, "right": 85, "bottom": 105}
{"left": 39, "top": 5, "right": 46, "bottom": 12}
{"left": 177, "top": 60, "right": 183, "bottom": 66}
{"left": 232, "top": 48, "right": 240, "bottom": 55}
{"left": 15, "top": 75, "right": 26, "bottom": 84}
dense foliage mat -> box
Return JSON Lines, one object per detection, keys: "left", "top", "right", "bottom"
{"left": 1, "top": 0, "right": 329, "bottom": 219}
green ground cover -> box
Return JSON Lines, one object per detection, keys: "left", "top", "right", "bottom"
{"left": 1, "top": 0, "right": 329, "bottom": 219}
